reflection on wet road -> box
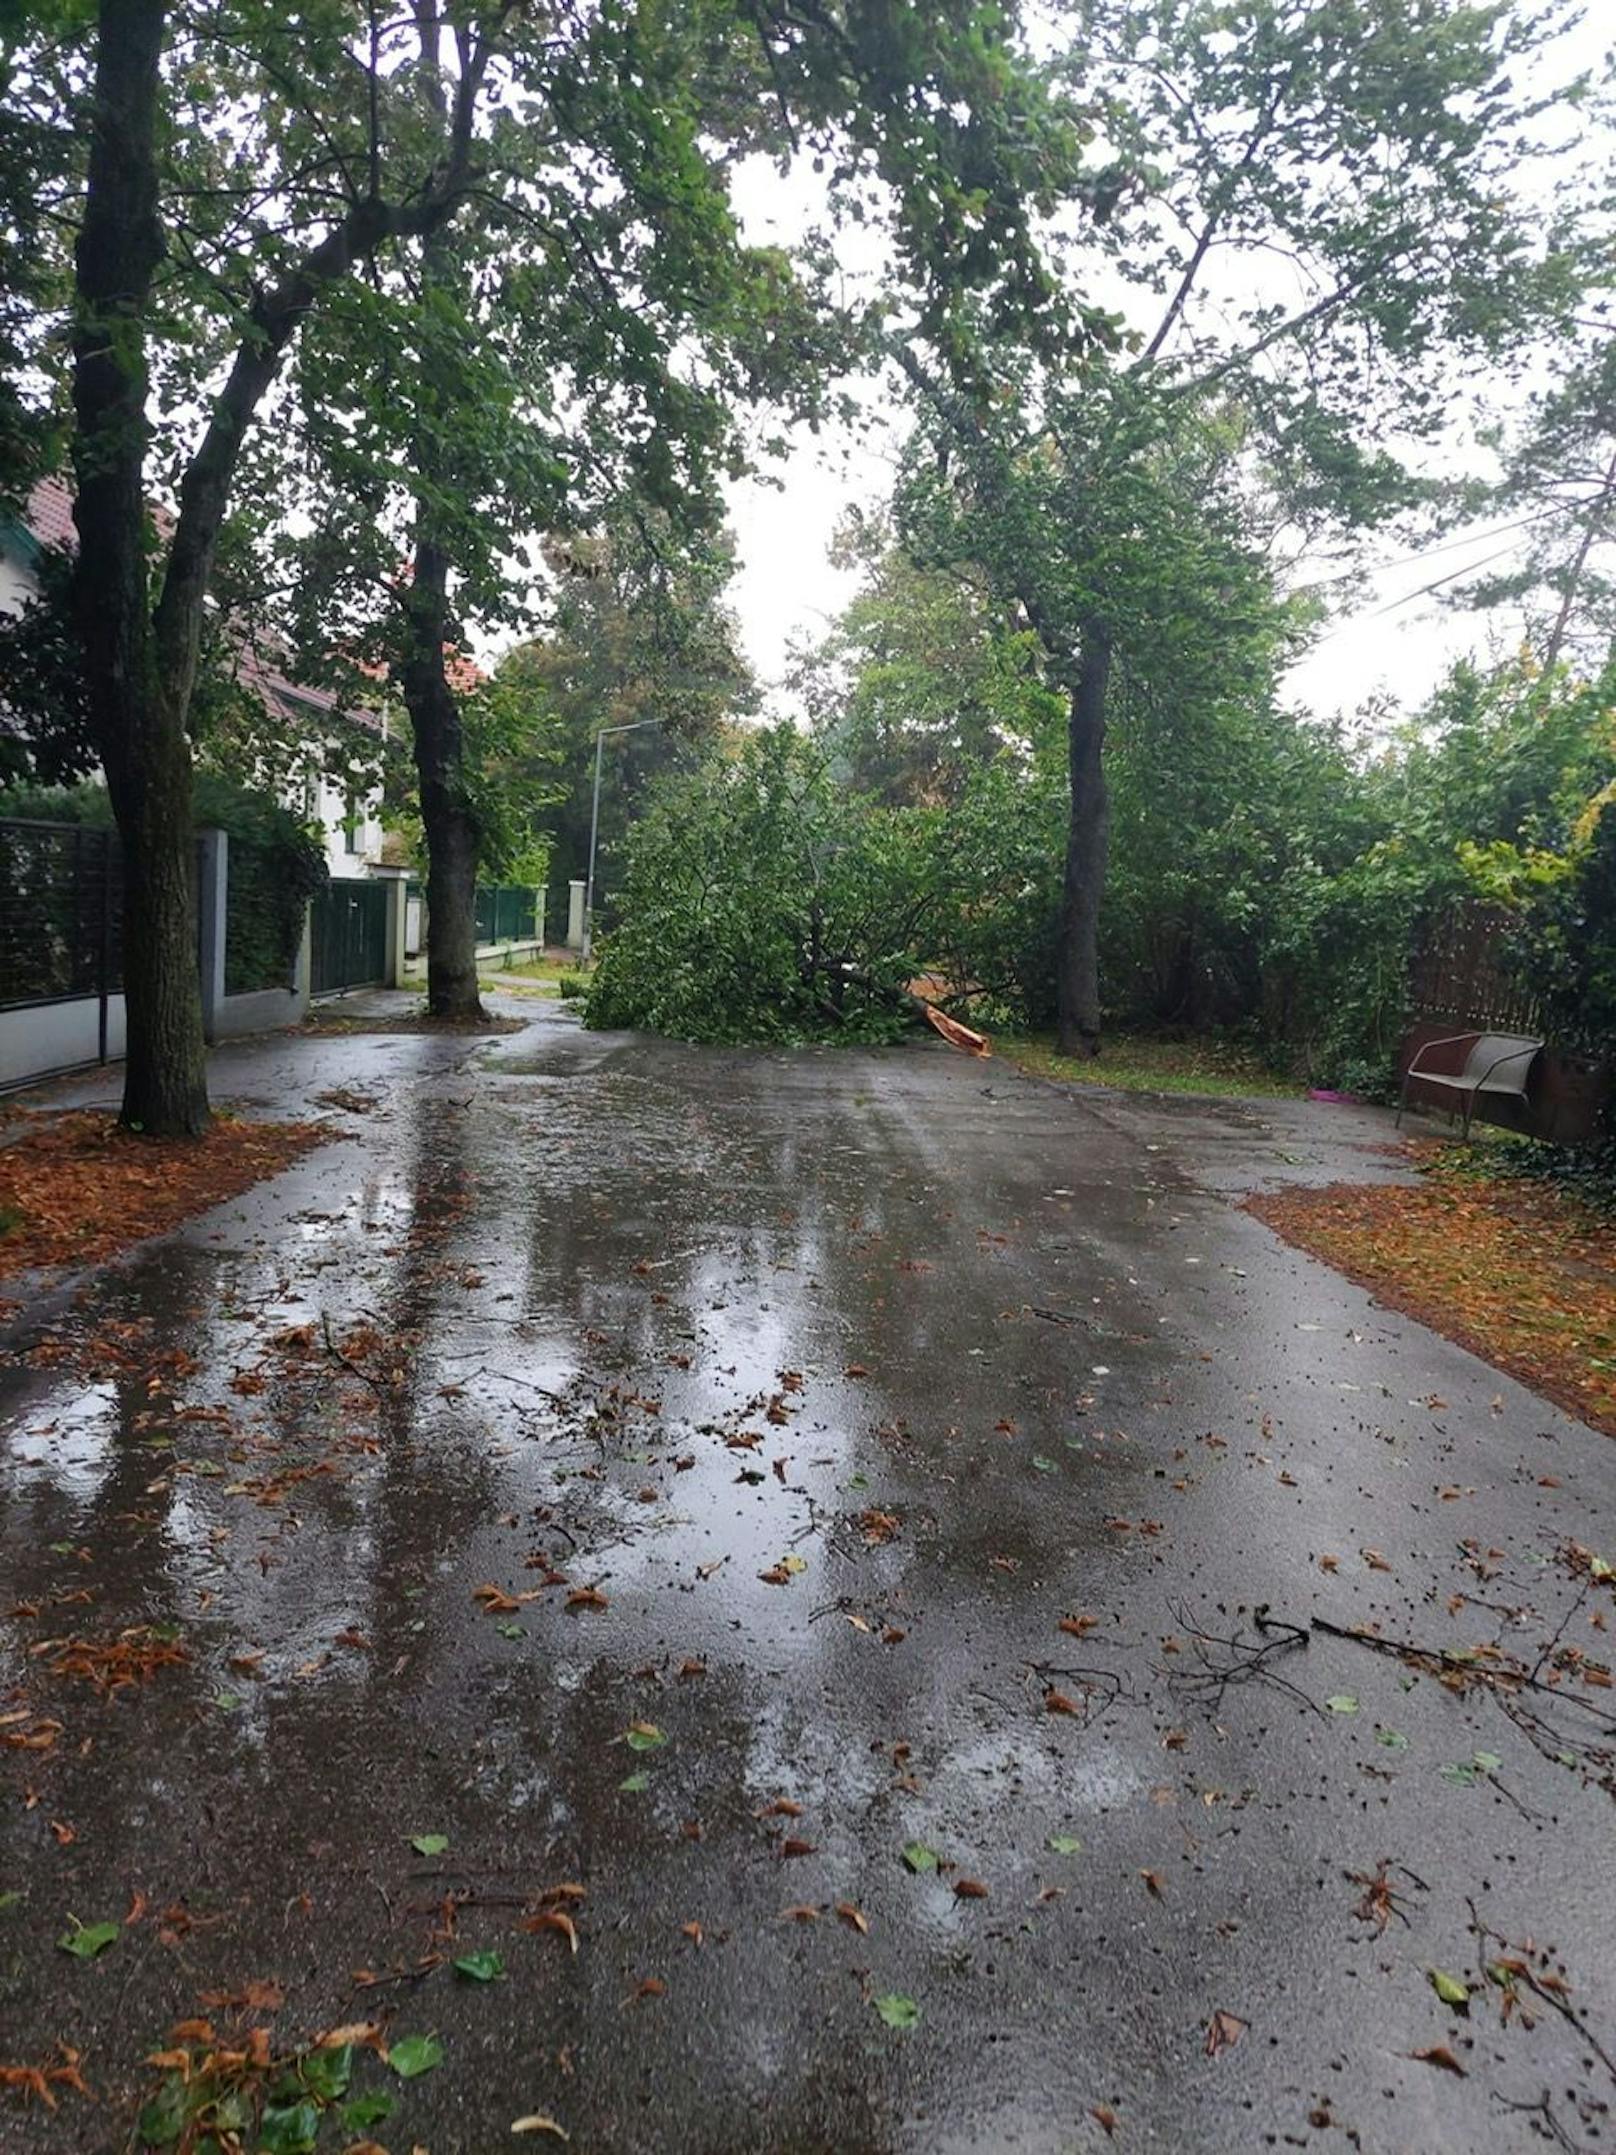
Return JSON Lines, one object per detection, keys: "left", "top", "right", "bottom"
{"left": 3, "top": 1004, "right": 1616, "bottom": 2151}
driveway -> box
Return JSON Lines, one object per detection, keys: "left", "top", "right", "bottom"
{"left": 2, "top": 1001, "right": 1612, "bottom": 2152}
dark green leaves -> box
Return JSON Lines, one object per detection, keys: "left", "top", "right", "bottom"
{"left": 258, "top": 2100, "right": 321, "bottom": 2154}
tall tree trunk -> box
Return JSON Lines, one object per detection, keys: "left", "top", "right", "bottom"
{"left": 401, "top": 537, "right": 486, "bottom": 1021}
{"left": 71, "top": 0, "right": 210, "bottom": 1135}
{"left": 67, "top": 0, "right": 493, "bottom": 1126}
{"left": 1055, "top": 623, "right": 1112, "bottom": 1059}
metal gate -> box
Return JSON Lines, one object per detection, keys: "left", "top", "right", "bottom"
{"left": 309, "top": 877, "right": 387, "bottom": 995}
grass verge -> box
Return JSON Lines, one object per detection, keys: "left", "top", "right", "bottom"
{"left": 1006, "top": 1030, "right": 1302, "bottom": 1099}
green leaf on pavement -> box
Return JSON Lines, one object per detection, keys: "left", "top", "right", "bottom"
{"left": 454, "top": 1950, "right": 505, "bottom": 1982}
{"left": 388, "top": 2034, "right": 443, "bottom": 2080}
{"left": 619, "top": 1770, "right": 650, "bottom": 1792}
{"left": 1031, "top": 1454, "right": 1058, "bottom": 1473}
{"left": 1325, "top": 1694, "right": 1358, "bottom": 1714}
{"left": 136, "top": 2079, "right": 190, "bottom": 2146}
{"left": 874, "top": 1993, "right": 921, "bottom": 2030}
{"left": 299, "top": 2044, "right": 352, "bottom": 2102}
{"left": 902, "top": 1842, "right": 939, "bottom": 1874}
{"left": 625, "top": 1724, "right": 667, "bottom": 1752}
{"left": 258, "top": 2100, "right": 320, "bottom": 2154}
{"left": 1429, "top": 1969, "right": 1471, "bottom": 2008}
{"left": 58, "top": 1918, "right": 119, "bottom": 1959}
{"left": 411, "top": 1833, "right": 449, "bottom": 1856}
{"left": 1375, "top": 1729, "right": 1408, "bottom": 1750}
{"left": 1047, "top": 1835, "right": 1084, "bottom": 1855}
{"left": 339, "top": 2092, "right": 396, "bottom": 2131}
{"left": 1473, "top": 1751, "right": 1502, "bottom": 1775}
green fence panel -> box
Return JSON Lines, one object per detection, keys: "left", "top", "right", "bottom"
{"left": 310, "top": 877, "right": 387, "bottom": 994}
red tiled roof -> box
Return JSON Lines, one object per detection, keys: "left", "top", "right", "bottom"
{"left": 25, "top": 474, "right": 76, "bottom": 549}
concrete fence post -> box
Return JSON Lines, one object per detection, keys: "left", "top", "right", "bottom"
{"left": 379, "top": 870, "right": 409, "bottom": 988}
{"left": 566, "top": 878, "right": 585, "bottom": 952}
{"left": 197, "top": 827, "right": 227, "bottom": 1045}
{"left": 535, "top": 887, "right": 546, "bottom": 952}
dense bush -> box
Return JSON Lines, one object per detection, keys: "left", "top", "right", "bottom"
{"left": 588, "top": 657, "right": 1614, "bottom": 1090}
{"left": 586, "top": 728, "right": 923, "bottom": 1043}
{"left": 586, "top": 728, "right": 1070, "bottom": 1043}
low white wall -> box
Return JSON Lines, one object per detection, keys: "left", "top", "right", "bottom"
{"left": 0, "top": 994, "right": 127, "bottom": 1090}
{"left": 213, "top": 985, "right": 306, "bottom": 1041}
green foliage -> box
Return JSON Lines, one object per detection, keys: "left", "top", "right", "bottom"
{"left": 1508, "top": 782, "right": 1616, "bottom": 1064}
{"left": 586, "top": 728, "right": 921, "bottom": 1044}
{"left": 0, "top": 774, "right": 325, "bottom": 997}
{"left": 792, "top": 515, "right": 1064, "bottom": 805}
{"left": 0, "top": 544, "right": 97, "bottom": 786}
{"left": 494, "top": 513, "right": 757, "bottom": 911}
{"left": 587, "top": 725, "right": 1076, "bottom": 1044}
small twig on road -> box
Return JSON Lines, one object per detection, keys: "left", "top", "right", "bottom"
{"left": 1306, "top": 1613, "right": 1616, "bottom": 1731}
{"left": 1490, "top": 2089, "right": 1582, "bottom": 2152}
{"left": 320, "top": 1311, "right": 387, "bottom": 1397}
{"left": 1530, "top": 1583, "right": 1590, "bottom": 1686}
{"left": 1025, "top": 1662, "right": 1128, "bottom": 1720}
{"left": 1469, "top": 1899, "right": 1616, "bottom": 2088}
{"left": 1172, "top": 1603, "right": 1318, "bottom": 1715}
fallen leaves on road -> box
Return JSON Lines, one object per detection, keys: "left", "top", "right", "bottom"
{"left": 0, "top": 2045, "right": 90, "bottom": 2110}
{"left": 1248, "top": 1162, "right": 1616, "bottom": 1434}
{"left": 37, "top": 1627, "right": 189, "bottom": 1694}
{"left": 1204, "top": 2010, "right": 1248, "bottom": 2056}
{"left": 0, "top": 1109, "right": 329, "bottom": 1280}
{"left": 1409, "top": 2044, "right": 1467, "bottom": 2076}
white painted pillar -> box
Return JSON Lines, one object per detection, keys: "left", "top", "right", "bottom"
{"left": 566, "top": 878, "right": 586, "bottom": 951}
{"left": 197, "top": 827, "right": 227, "bottom": 1044}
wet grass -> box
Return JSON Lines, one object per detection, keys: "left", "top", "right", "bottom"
{"left": 1007, "top": 1030, "right": 1303, "bottom": 1099}
{"left": 479, "top": 952, "right": 592, "bottom": 997}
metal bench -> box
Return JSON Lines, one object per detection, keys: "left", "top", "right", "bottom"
{"left": 1396, "top": 1030, "right": 1542, "bottom": 1139}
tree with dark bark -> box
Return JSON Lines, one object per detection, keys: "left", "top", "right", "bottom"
{"left": 268, "top": 0, "right": 1096, "bottom": 1021}
{"left": 890, "top": 0, "right": 1590, "bottom": 1055}
{"left": 26, "top": 0, "right": 504, "bottom": 1128}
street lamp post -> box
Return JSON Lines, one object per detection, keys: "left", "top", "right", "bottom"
{"left": 582, "top": 716, "right": 663, "bottom": 964}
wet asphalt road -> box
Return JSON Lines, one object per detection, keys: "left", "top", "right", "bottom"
{"left": 3, "top": 998, "right": 1615, "bottom": 2155}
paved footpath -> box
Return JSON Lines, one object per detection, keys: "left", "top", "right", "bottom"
{"left": 2, "top": 1000, "right": 1613, "bottom": 2152}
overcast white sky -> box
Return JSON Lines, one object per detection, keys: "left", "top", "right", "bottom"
{"left": 720, "top": 8, "right": 1614, "bottom": 730}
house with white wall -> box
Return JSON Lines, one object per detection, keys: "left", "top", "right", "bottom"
{"left": 0, "top": 476, "right": 391, "bottom": 870}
